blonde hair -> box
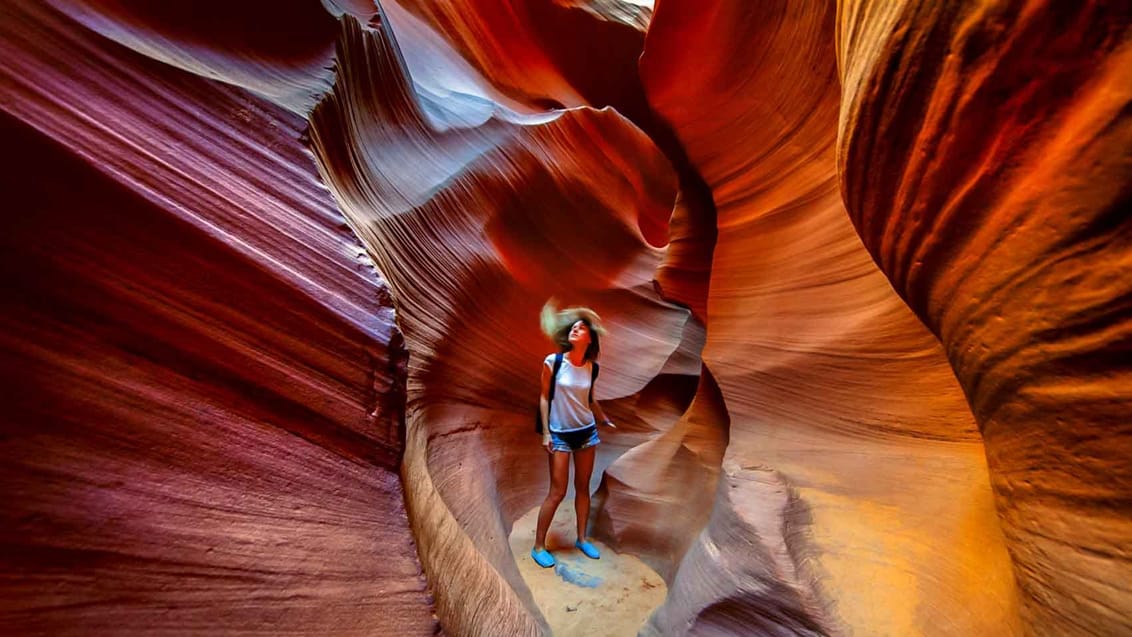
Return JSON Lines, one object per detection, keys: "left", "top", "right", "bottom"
{"left": 540, "top": 299, "right": 606, "bottom": 362}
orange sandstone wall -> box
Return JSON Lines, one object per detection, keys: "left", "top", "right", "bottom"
{"left": 2, "top": 1, "right": 1127, "bottom": 635}
{"left": 838, "top": 2, "right": 1132, "bottom": 633}
{"left": 638, "top": 2, "right": 1020, "bottom": 634}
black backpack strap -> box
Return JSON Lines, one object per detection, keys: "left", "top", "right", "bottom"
{"left": 588, "top": 361, "right": 599, "bottom": 404}
{"left": 537, "top": 353, "right": 565, "bottom": 435}
{"left": 548, "top": 352, "right": 564, "bottom": 401}
{"left": 547, "top": 352, "right": 565, "bottom": 408}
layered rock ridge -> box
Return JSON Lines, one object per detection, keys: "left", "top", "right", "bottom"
{"left": 1, "top": 1, "right": 437, "bottom": 634}
{"left": 309, "top": 10, "right": 699, "bottom": 635}
{"left": 3, "top": 0, "right": 1127, "bottom": 636}
{"left": 837, "top": 1, "right": 1132, "bottom": 634}
{"left": 636, "top": 1, "right": 1022, "bottom": 634}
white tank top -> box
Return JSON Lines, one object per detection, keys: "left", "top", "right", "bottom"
{"left": 545, "top": 353, "right": 595, "bottom": 432}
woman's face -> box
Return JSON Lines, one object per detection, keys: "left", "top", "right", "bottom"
{"left": 568, "top": 320, "right": 591, "bottom": 348}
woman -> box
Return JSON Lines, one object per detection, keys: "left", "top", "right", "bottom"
{"left": 531, "top": 303, "right": 616, "bottom": 568}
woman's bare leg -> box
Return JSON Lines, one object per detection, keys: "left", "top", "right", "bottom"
{"left": 535, "top": 450, "right": 571, "bottom": 549}
{"left": 572, "top": 446, "right": 596, "bottom": 541}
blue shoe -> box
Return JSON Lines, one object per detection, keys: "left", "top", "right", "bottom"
{"left": 531, "top": 547, "right": 556, "bottom": 568}
{"left": 575, "top": 539, "right": 600, "bottom": 559}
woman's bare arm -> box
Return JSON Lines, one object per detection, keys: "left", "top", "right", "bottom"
{"left": 591, "top": 398, "right": 614, "bottom": 428}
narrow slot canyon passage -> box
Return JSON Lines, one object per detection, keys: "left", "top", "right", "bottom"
{"left": 1, "top": 1, "right": 1127, "bottom": 636}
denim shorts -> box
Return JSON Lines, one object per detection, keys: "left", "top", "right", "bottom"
{"left": 549, "top": 426, "right": 600, "bottom": 453}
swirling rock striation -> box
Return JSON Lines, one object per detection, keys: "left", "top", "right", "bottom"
{"left": 636, "top": 2, "right": 1028, "bottom": 634}
{"left": 2, "top": 0, "right": 1127, "bottom": 635}
{"left": 309, "top": 11, "right": 696, "bottom": 635}
{"left": 838, "top": 1, "right": 1132, "bottom": 634}
{"left": 1, "top": 1, "right": 437, "bottom": 634}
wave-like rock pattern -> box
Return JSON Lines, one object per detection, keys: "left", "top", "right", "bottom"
{"left": 2, "top": 0, "right": 1127, "bottom": 635}
{"left": 838, "top": 2, "right": 1131, "bottom": 634}
{"left": 0, "top": 1, "right": 436, "bottom": 634}
{"left": 51, "top": 0, "right": 340, "bottom": 113}
{"left": 638, "top": 2, "right": 1027, "bottom": 634}
{"left": 309, "top": 13, "right": 697, "bottom": 635}
{"left": 645, "top": 466, "right": 830, "bottom": 637}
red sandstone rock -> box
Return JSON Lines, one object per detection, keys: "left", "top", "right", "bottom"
{"left": 3, "top": 0, "right": 1127, "bottom": 635}
{"left": 309, "top": 14, "right": 692, "bottom": 635}
{"left": 0, "top": 2, "right": 436, "bottom": 634}
{"left": 51, "top": 0, "right": 340, "bottom": 113}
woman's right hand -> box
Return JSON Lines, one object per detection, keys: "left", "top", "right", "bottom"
{"left": 543, "top": 435, "right": 553, "bottom": 454}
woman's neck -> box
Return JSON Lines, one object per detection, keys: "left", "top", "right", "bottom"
{"left": 567, "top": 348, "right": 586, "bottom": 365}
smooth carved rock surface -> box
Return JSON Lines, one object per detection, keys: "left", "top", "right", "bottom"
{"left": 309, "top": 13, "right": 695, "bottom": 636}
{"left": 639, "top": 1, "right": 1021, "bottom": 635}
{"left": 2, "top": 1, "right": 1128, "bottom": 636}
{"left": 0, "top": 1, "right": 436, "bottom": 634}
{"left": 837, "top": 2, "right": 1132, "bottom": 634}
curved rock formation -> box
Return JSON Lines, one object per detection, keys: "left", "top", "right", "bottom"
{"left": 2, "top": 0, "right": 1127, "bottom": 635}
{"left": 1, "top": 2, "right": 436, "bottom": 634}
{"left": 837, "top": 2, "right": 1132, "bottom": 634}
{"left": 637, "top": 1, "right": 1020, "bottom": 634}
{"left": 53, "top": 0, "right": 340, "bottom": 113}
{"left": 308, "top": 13, "right": 695, "bottom": 635}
